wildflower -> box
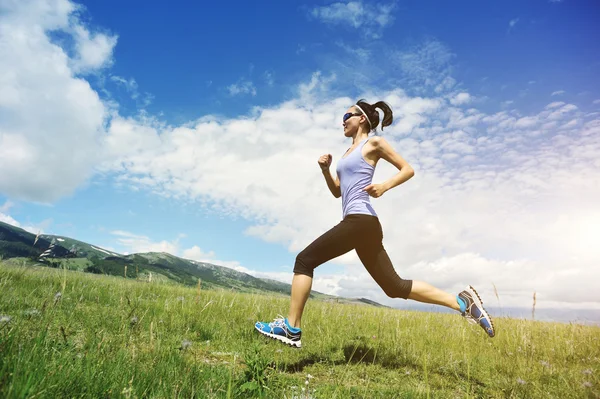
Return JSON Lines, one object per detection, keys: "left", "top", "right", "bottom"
{"left": 306, "top": 374, "right": 314, "bottom": 380}
{"left": 516, "top": 378, "right": 526, "bottom": 385}
{"left": 0, "top": 315, "right": 11, "bottom": 324}
{"left": 582, "top": 369, "right": 592, "bottom": 375}
{"left": 181, "top": 340, "right": 192, "bottom": 351}
{"left": 372, "top": 335, "right": 377, "bottom": 339}
{"left": 583, "top": 382, "right": 592, "bottom": 388}
{"left": 23, "top": 309, "right": 40, "bottom": 318}
{"left": 276, "top": 349, "right": 283, "bottom": 353}
{"left": 405, "top": 371, "right": 411, "bottom": 375}
{"left": 54, "top": 292, "right": 62, "bottom": 304}
{"left": 177, "top": 296, "right": 184, "bottom": 302}
{"left": 130, "top": 316, "right": 138, "bottom": 326}
{"left": 540, "top": 360, "right": 550, "bottom": 367}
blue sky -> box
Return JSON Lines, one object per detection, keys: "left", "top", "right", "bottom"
{"left": 78, "top": 0, "right": 599, "bottom": 120}
{"left": 1, "top": 0, "right": 600, "bottom": 313}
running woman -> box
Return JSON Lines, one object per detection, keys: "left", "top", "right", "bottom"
{"left": 255, "top": 99, "right": 495, "bottom": 348}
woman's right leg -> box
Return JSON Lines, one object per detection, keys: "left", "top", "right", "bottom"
{"left": 255, "top": 218, "right": 360, "bottom": 346}
{"left": 287, "top": 218, "right": 359, "bottom": 328}
{"left": 288, "top": 273, "right": 313, "bottom": 328}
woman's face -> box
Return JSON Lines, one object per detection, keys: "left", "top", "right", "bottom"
{"left": 342, "top": 106, "right": 364, "bottom": 137}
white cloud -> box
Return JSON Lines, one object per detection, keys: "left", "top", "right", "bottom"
{"left": 181, "top": 245, "right": 216, "bottom": 262}
{"left": 551, "top": 90, "right": 565, "bottom": 96}
{"left": 310, "top": 1, "right": 396, "bottom": 38}
{"left": 593, "top": 99, "right": 600, "bottom": 105}
{"left": 111, "top": 230, "right": 180, "bottom": 254}
{"left": 227, "top": 79, "right": 257, "bottom": 97}
{"left": 336, "top": 41, "right": 371, "bottom": 63}
{"left": 0, "top": 201, "right": 21, "bottom": 229}
{"left": 111, "top": 76, "right": 138, "bottom": 96}
{"left": 450, "top": 92, "right": 471, "bottom": 106}
{"left": 392, "top": 40, "right": 455, "bottom": 91}
{"left": 70, "top": 24, "right": 118, "bottom": 73}
{"left": 514, "top": 116, "right": 538, "bottom": 129}
{"left": 435, "top": 77, "right": 456, "bottom": 94}
{"left": 0, "top": 200, "right": 14, "bottom": 214}
{"left": 508, "top": 18, "right": 519, "bottom": 32}
{"left": 180, "top": 245, "right": 250, "bottom": 272}
{"left": 547, "top": 103, "right": 577, "bottom": 120}
{"left": 0, "top": 212, "right": 20, "bottom": 227}
{"left": 546, "top": 101, "right": 565, "bottom": 109}
{"left": 110, "top": 75, "right": 153, "bottom": 107}
{"left": 320, "top": 39, "right": 457, "bottom": 97}
{"left": 0, "top": 0, "right": 111, "bottom": 203}
{"left": 263, "top": 71, "right": 275, "bottom": 87}
{"left": 0, "top": 210, "right": 50, "bottom": 235}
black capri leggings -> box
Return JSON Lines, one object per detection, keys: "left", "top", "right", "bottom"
{"left": 293, "top": 214, "right": 413, "bottom": 299}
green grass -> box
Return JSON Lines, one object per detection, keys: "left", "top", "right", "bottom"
{"left": 0, "top": 260, "right": 598, "bottom": 398}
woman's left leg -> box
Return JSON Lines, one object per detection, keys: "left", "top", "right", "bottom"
{"left": 357, "top": 244, "right": 460, "bottom": 310}
{"left": 356, "top": 217, "right": 495, "bottom": 337}
{"left": 407, "top": 281, "right": 460, "bottom": 310}
{"left": 355, "top": 217, "right": 460, "bottom": 310}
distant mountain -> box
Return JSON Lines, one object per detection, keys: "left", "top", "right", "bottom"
{"left": 0, "top": 221, "right": 58, "bottom": 258}
{"left": 0, "top": 221, "right": 116, "bottom": 260}
{"left": 0, "top": 221, "right": 385, "bottom": 307}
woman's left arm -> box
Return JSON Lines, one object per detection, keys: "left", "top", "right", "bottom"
{"left": 363, "top": 137, "right": 415, "bottom": 198}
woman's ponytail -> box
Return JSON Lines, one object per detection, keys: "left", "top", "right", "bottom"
{"left": 355, "top": 99, "right": 394, "bottom": 132}
{"left": 373, "top": 101, "right": 393, "bottom": 130}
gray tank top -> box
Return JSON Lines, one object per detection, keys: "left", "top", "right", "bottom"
{"left": 335, "top": 138, "right": 378, "bottom": 219}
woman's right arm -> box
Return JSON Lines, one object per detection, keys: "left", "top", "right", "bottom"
{"left": 318, "top": 154, "right": 341, "bottom": 198}
{"left": 321, "top": 169, "right": 341, "bottom": 198}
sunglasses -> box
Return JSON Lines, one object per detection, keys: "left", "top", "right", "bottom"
{"left": 343, "top": 112, "right": 363, "bottom": 123}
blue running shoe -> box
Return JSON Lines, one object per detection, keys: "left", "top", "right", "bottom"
{"left": 255, "top": 315, "right": 302, "bottom": 348}
{"left": 458, "top": 285, "right": 496, "bottom": 338}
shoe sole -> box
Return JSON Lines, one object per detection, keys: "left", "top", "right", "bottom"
{"left": 255, "top": 326, "right": 302, "bottom": 348}
{"left": 465, "top": 285, "right": 496, "bottom": 338}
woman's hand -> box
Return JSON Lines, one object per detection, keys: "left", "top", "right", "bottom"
{"left": 318, "top": 154, "right": 332, "bottom": 170}
{"left": 363, "top": 183, "right": 387, "bottom": 198}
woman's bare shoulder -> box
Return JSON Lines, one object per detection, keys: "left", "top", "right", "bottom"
{"left": 368, "top": 136, "right": 384, "bottom": 146}
{"left": 366, "top": 135, "right": 385, "bottom": 153}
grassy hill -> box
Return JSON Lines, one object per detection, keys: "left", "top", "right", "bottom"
{"left": 1, "top": 260, "right": 598, "bottom": 398}
{"left": 0, "top": 221, "right": 384, "bottom": 307}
